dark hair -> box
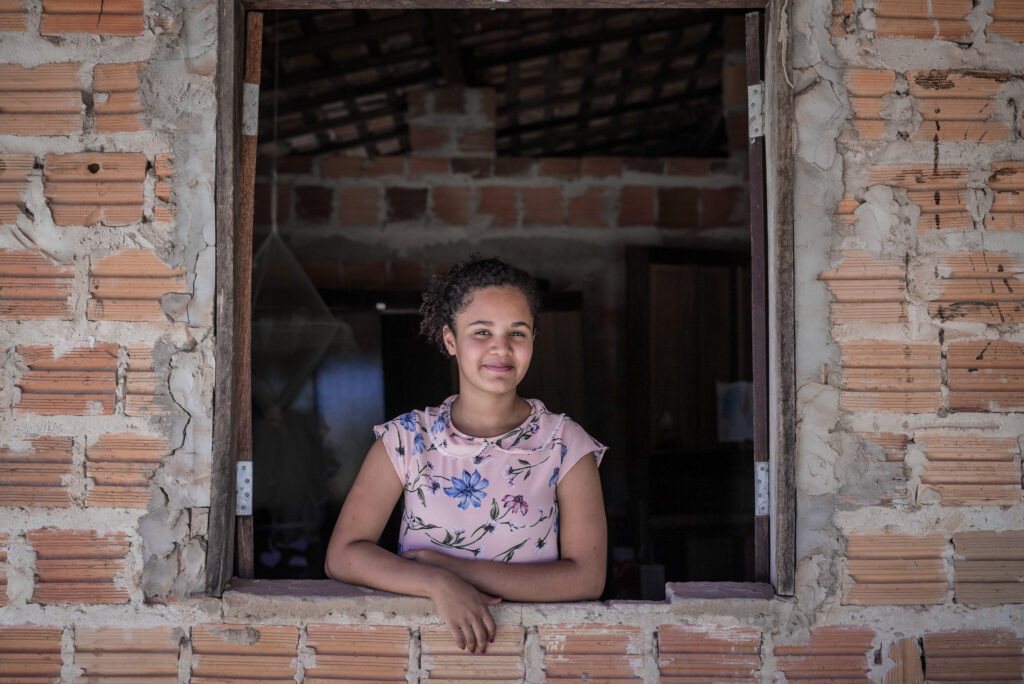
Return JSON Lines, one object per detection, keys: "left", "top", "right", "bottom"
{"left": 420, "top": 256, "right": 541, "bottom": 356}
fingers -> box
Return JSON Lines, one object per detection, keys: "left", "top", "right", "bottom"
{"left": 466, "top": 614, "right": 488, "bottom": 654}
{"left": 482, "top": 605, "right": 497, "bottom": 645}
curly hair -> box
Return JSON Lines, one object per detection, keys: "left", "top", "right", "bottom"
{"left": 419, "top": 256, "right": 541, "bottom": 356}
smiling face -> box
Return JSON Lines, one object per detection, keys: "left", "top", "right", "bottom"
{"left": 443, "top": 285, "right": 535, "bottom": 400}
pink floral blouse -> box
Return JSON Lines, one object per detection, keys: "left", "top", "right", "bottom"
{"left": 374, "top": 395, "right": 606, "bottom": 563}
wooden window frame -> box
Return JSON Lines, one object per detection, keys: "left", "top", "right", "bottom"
{"left": 207, "top": 0, "right": 795, "bottom": 597}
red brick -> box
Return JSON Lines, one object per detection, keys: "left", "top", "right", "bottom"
{"left": 0, "top": 625, "right": 62, "bottom": 676}
{"left": 362, "top": 157, "right": 405, "bottom": 177}
{"left": 338, "top": 187, "right": 379, "bottom": 226}
{"left": 306, "top": 625, "right": 410, "bottom": 681}
{"left": 28, "top": 529, "right": 130, "bottom": 604}
{"left": 658, "top": 188, "right": 700, "bottom": 228}
{"left": 192, "top": 625, "right": 297, "bottom": 680}
{"left": 391, "top": 260, "right": 426, "bottom": 289}
{"left": 254, "top": 182, "right": 291, "bottom": 226}
{"left": 41, "top": 0, "right": 143, "bottom": 36}
{"left": 522, "top": 187, "right": 564, "bottom": 225}
{"left": 434, "top": 87, "right": 466, "bottom": 114}
{"left": 568, "top": 186, "right": 607, "bottom": 227}
{"left": 624, "top": 158, "right": 665, "bottom": 174}
{"left": 619, "top": 186, "right": 656, "bottom": 227}
{"left": 16, "top": 343, "right": 118, "bottom": 415}
{"left": 410, "top": 125, "right": 448, "bottom": 152}
{"left": 701, "top": 187, "right": 745, "bottom": 228}
{"left": 386, "top": 187, "right": 427, "bottom": 222}
{"left": 495, "top": 158, "right": 533, "bottom": 176}
{"left": 44, "top": 152, "right": 146, "bottom": 226}
{"left": 92, "top": 62, "right": 144, "bottom": 134}
{"left": 0, "top": 64, "right": 83, "bottom": 135}
{"left": 726, "top": 110, "right": 748, "bottom": 151}
{"left": 294, "top": 186, "right": 334, "bottom": 221}
{"left": 0, "top": 2, "right": 28, "bottom": 32}
{"left": 538, "top": 158, "right": 579, "bottom": 178}
{"left": 0, "top": 249, "right": 74, "bottom": 320}
{"left": 0, "top": 435, "right": 73, "bottom": 508}
{"left": 407, "top": 157, "right": 449, "bottom": 178}
{"left": 666, "top": 158, "right": 714, "bottom": 176}
{"left": 451, "top": 157, "right": 493, "bottom": 177}
{"left": 455, "top": 128, "right": 495, "bottom": 156}
{"left": 479, "top": 186, "right": 518, "bottom": 228}
{"left": 319, "top": 155, "right": 363, "bottom": 178}
{"left": 580, "top": 157, "right": 623, "bottom": 178}
{"left": 432, "top": 186, "right": 473, "bottom": 225}
{"left": 75, "top": 626, "right": 179, "bottom": 679}
{"left": 85, "top": 433, "right": 166, "bottom": 508}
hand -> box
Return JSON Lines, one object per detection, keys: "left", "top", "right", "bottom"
{"left": 427, "top": 571, "right": 501, "bottom": 654}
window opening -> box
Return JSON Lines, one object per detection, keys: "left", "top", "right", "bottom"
{"left": 231, "top": 5, "right": 773, "bottom": 599}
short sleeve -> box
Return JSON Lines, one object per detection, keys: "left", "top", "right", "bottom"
{"left": 373, "top": 415, "right": 413, "bottom": 484}
{"left": 554, "top": 417, "right": 606, "bottom": 485}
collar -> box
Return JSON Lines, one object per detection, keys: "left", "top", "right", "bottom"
{"left": 425, "top": 395, "right": 566, "bottom": 459}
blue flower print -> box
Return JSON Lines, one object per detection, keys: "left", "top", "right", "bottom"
{"left": 444, "top": 469, "right": 489, "bottom": 510}
{"left": 431, "top": 412, "right": 447, "bottom": 433}
{"left": 412, "top": 433, "right": 426, "bottom": 455}
{"left": 399, "top": 412, "right": 418, "bottom": 431}
{"left": 548, "top": 467, "right": 560, "bottom": 487}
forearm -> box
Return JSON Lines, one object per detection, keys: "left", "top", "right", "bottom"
{"left": 326, "top": 540, "right": 449, "bottom": 599}
{"left": 424, "top": 555, "right": 604, "bottom": 602}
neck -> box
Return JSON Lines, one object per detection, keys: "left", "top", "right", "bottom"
{"left": 450, "top": 389, "right": 528, "bottom": 438}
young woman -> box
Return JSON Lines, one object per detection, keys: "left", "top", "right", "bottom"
{"left": 324, "top": 257, "right": 607, "bottom": 654}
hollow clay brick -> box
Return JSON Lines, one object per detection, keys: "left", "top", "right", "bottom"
{"left": 522, "top": 186, "right": 564, "bottom": 225}
{"left": 88, "top": 249, "right": 186, "bottom": 322}
{"left": 27, "top": 529, "right": 130, "bottom": 604}
{"left": 844, "top": 69, "right": 898, "bottom": 97}
{"left": 0, "top": 249, "right": 73, "bottom": 320}
{"left": 41, "top": 0, "right": 144, "bottom": 36}
{"left": 15, "top": 343, "right": 117, "bottom": 416}
{"left": 0, "top": 435, "right": 72, "bottom": 508}
{"left": 907, "top": 70, "right": 1012, "bottom": 99}
{"left": 568, "top": 186, "right": 607, "bottom": 227}
{"left": 386, "top": 187, "right": 427, "bottom": 222}
{"left": 338, "top": 186, "right": 380, "bottom": 226}
{"left": 537, "top": 158, "right": 580, "bottom": 178}
{"left": 911, "top": 120, "right": 1010, "bottom": 143}
{"left": 93, "top": 62, "right": 145, "bottom": 133}
{"left": 989, "top": 19, "right": 1024, "bottom": 40}
{"left": 0, "top": 534, "right": 6, "bottom": 607}
{"left": 619, "top": 186, "right": 656, "bottom": 227}
{"left": 875, "top": 17, "right": 972, "bottom": 39}
{"left": 874, "top": 0, "right": 971, "bottom": 18}
{"left": 581, "top": 157, "right": 624, "bottom": 177}
{"left": 319, "top": 155, "right": 363, "bottom": 178}
{"left": 0, "top": 625, "right": 62, "bottom": 679}
{"left": 885, "top": 637, "right": 924, "bottom": 684}
{"left": 0, "top": 0, "right": 27, "bottom": 32}
{"left": 407, "top": 157, "right": 449, "bottom": 178}
{"left": 75, "top": 626, "right": 179, "bottom": 680}
{"left": 657, "top": 187, "right": 699, "bottom": 228}
{"left": 869, "top": 163, "right": 967, "bottom": 189}
{"left": 923, "top": 630, "right": 1024, "bottom": 679}
{"left": 191, "top": 624, "right": 298, "bottom": 680}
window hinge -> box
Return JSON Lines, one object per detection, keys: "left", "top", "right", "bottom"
{"left": 754, "top": 461, "right": 770, "bottom": 516}
{"left": 242, "top": 82, "right": 259, "bottom": 137}
{"left": 236, "top": 461, "right": 253, "bottom": 516}
{"left": 747, "top": 83, "right": 764, "bottom": 139}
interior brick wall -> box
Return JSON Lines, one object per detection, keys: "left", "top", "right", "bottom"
{"left": 0, "top": 1, "right": 1022, "bottom": 682}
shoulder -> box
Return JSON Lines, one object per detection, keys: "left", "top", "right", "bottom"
{"left": 374, "top": 404, "right": 438, "bottom": 440}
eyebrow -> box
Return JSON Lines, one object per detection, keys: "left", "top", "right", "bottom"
{"left": 467, "top": 320, "right": 532, "bottom": 329}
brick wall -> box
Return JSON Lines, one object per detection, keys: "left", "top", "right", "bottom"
{"left": 1, "top": 1, "right": 1023, "bottom": 683}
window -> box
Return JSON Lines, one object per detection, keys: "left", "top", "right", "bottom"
{"left": 207, "top": 0, "right": 794, "bottom": 599}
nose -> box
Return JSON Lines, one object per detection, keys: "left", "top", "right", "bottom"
{"left": 490, "top": 334, "right": 511, "bottom": 353}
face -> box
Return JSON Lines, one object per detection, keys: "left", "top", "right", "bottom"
{"left": 443, "top": 286, "right": 534, "bottom": 399}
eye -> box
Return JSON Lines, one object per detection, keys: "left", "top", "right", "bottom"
{"left": 474, "top": 329, "right": 490, "bottom": 336}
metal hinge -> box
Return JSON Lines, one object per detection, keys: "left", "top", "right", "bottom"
{"left": 747, "top": 83, "right": 764, "bottom": 139}
{"left": 242, "top": 82, "right": 259, "bottom": 137}
{"left": 754, "top": 462, "right": 770, "bottom": 516}
{"left": 236, "top": 461, "right": 253, "bottom": 516}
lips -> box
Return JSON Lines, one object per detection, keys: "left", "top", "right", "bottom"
{"left": 483, "top": 363, "right": 514, "bottom": 372}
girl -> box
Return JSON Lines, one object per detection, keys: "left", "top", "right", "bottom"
{"left": 325, "top": 256, "right": 607, "bottom": 654}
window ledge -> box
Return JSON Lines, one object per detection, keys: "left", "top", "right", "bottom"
{"left": 222, "top": 579, "right": 782, "bottom": 623}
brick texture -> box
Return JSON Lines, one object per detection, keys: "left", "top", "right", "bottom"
{"left": 0, "top": 534, "right": 7, "bottom": 607}
{"left": 917, "top": 433, "right": 1021, "bottom": 506}
{"left": 568, "top": 186, "right": 607, "bottom": 227}
{"left": 15, "top": 343, "right": 118, "bottom": 415}
{"left": 987, "top": 161, "right": 1024, "bottom": 231}
{"left": 929, "top": 251, "right": 1024, "bottom": 324}
{"left": 44, "top": 152, "right": 146, "bottom": 226}
{"left": 305, "top": 624, "right": 409, "bottom": 681}
{"left": 658, "top": 624, "right": 761, "bottom": 680}
{"left": 868, "top": 164, "right": 971, "bottom": 232}
{"left": 85, "top": 433, "right": 167, "bottom": 508}
{"left": 0, "top": 249, "right": 73, "bottom": 320}
{"left": 947, "top": 340, "right": 1024, "bottom": 412}
{"left": 0, "top": 63, "right": 82, "bottom": 135}
{"left": 478, "top": 186, "right": 518, "bottom": 227}
{"left": 89, "top": 249, "right": 187, "bottom": 321}
{"left": 27, "top": 529, "right": 130, "bottom": 604}
{"left": 0, "top": 435, "right": 73, "bottom": 508}
{"left": 844, "top": 531, "right": 948, "bottom": 605}
{"left": 93, "top": 62, "right": 145, "bottom": 133}
{"left": 775, "top": 626, "right": 874, "bottom": 682}
{"left": 75, "top": 626, "right": 180, "bottom": 682}
{"left": 338, "top": 186, "right": 380, "bottom": 226}
{"left": 885, "top": 637, "right": 923, "bottom": 684}
{"left": 952, "top": 531, "right": 1024, "bottom": 605}
{"left": 420, "top": 625, "right": 523, "bottom": 680}
{"left": 0, "top": 0, "right": 28, "bottom": 31}
{"left": 922, "top": 629, "right": 1024, "bottom": 680}
{"left": 0, "top": 625, "right": 62, "bottom": 680}
{"left": 989, "top": 1, "right": 1024, "bottom": 40}
{"left": 432, "top": 185, "right": 473, "bottom": 225}
{"left": 0, "top": 154, "right": 34, "bottom": 225}
{"left": 191, "top": 624, "right": 298, "bottom": 681}
{"left": 820, "top": 250, "right": 907, "bottom": 324}
{"left": 41, "top": 0, "right": 144, "bottom": 36}
{"left": 539, "top": 624, "right": 643, "bottom": 680}
{"left": 839, "top": 341, "right": 942, "bottom": 413}
{"left": 125, "top": 345, "right": 173, "bottom": 417}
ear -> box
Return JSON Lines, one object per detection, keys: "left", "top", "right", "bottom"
{"left": 442, "top": 325, "right": 456, "bottom": 356}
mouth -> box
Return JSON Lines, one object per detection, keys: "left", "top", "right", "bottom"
{"left": 483, "top": 363, "right": 514, "bottom": 373}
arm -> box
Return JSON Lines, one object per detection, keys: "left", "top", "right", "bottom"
{"left": 404, "top": 452, "right": 606, "bottom": 602}
{"left": 324, "top": 438, "right": 500, "bottom": 652}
